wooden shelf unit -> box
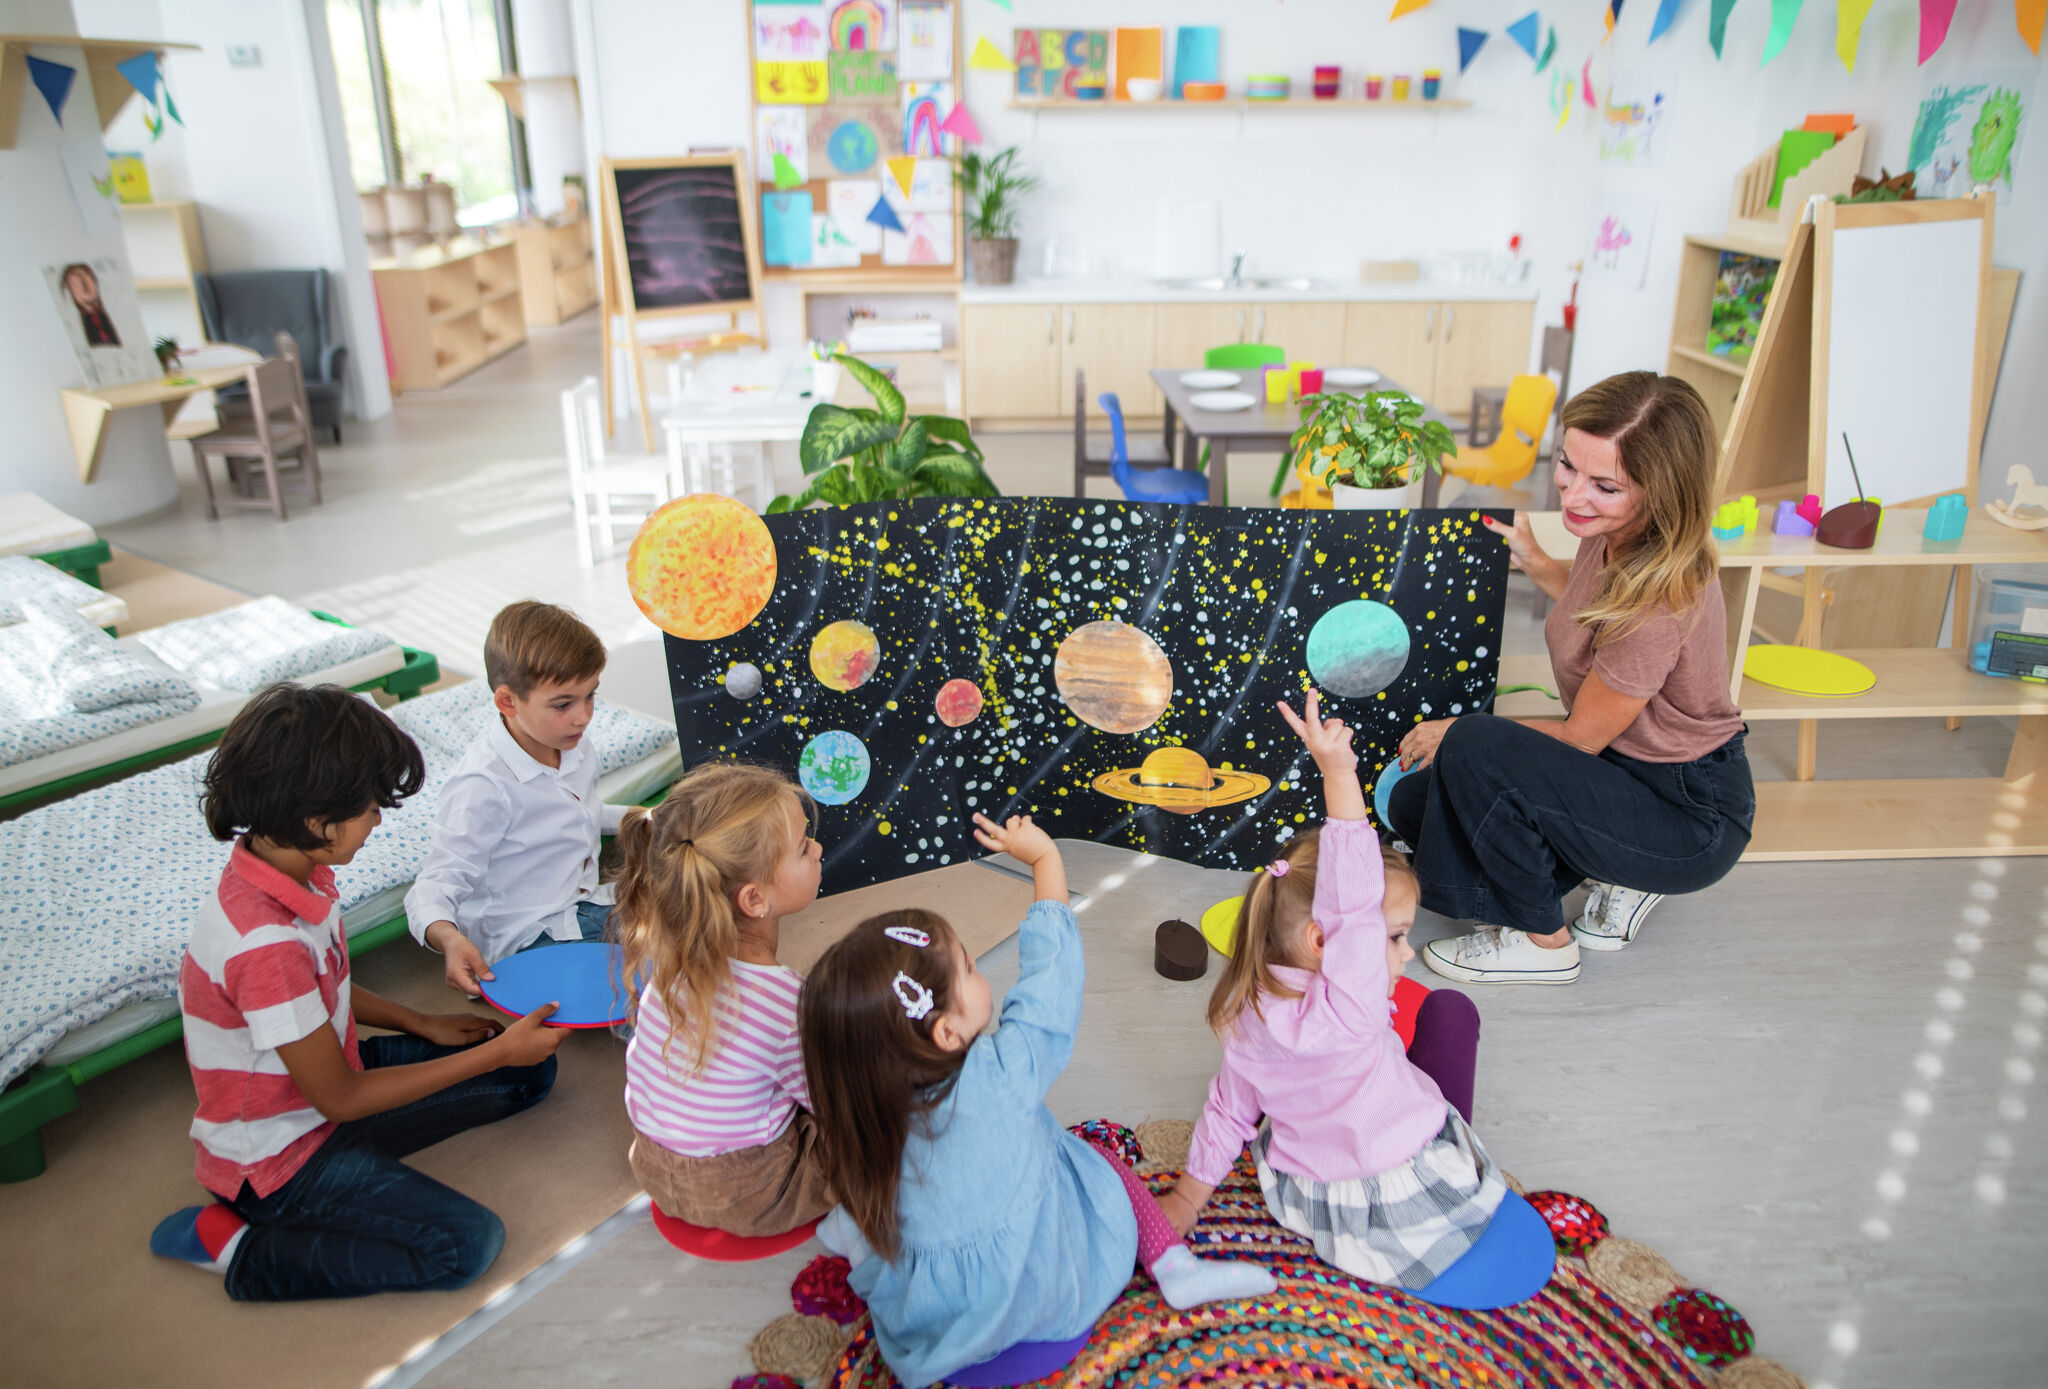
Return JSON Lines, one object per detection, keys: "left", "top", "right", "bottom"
{"left": 1665, "top": 230, "right": 1788, "bottom": 444}
{"left": 119, "top": 200, "right": 207, "bottom": 346}
{"left": 371, "top": 237, "right": 526, "bottom": 389}
{"left": 510, "top": 213, "right": 595, "bottom": 326}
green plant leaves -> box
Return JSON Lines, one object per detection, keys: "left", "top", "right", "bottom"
{"left": 912, "top": 452, "right": 999, "bottom": 497}
{"left": 835, "top": 352, "right": 905, "bottom": 425}
{"left": 891, "top": 418, "right": 929, "bottom": 474}
{"left": 918, "top": 414, "right": 984, "bottom": 462}
{"left": 799, "top": 404, "right": 899, "bottom": 475}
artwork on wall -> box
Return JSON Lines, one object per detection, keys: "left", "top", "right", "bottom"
{"left": 608, "top": 159, "right": 757, "bottom": 312}
{"left": 754, "top": 107, "right": 810, "bottom": 183}
{"left": 756, "top": 60, "right": 828, "bottom": 103}
{"left": 811, "top": 212, "right": 864, "bottom": 266}
{"left": 44, "top": 259, "right": 156, "bottom": 388}
{"left": 900, "top": 80, "right": 954, "bottom": 155}
{"left": 1598, "top": 70, "right": 1669, "bottom": 165}
{"left": 898, "top": 0, "right": 952, "bottom": 79}
{"left": 828, "top": 178, "right": 884, "bottom": 251}
{"left": 756, "top": 3, "right": 828, "bottom": 61}
{"left": 641, "top": 498, "right": 1509, "bottom": 895}
{"left": 762, "top": 190, "right": 817, "bottom": 266}
{"left": 882, "top": 210, "right": 952, "bottom": 264}
{"left": 1013, "top": 29, "right": 1109, "bottom": 100}
{"left": 1587, "top": 193, "right": 1656, "bottom": 289}
{"left": 1707, "top": 251, "right": 1778, "bottom": 360}
{"left": 809, "top": 104, "right": 900, "bottom": 175}
{"left": 829, "top": 49, "right": 898, "bottom": 103}
{"left": 878, "top": 155, "right": 950, "bottom": 212}
{"left": 829, "top": 0, "right": 895, "bottom": 50}
{"left": 1908, "top": 68, "right": 2030, "bottom": 201}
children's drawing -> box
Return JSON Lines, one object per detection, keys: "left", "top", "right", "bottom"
{"left": 44, "top": 258, "right": 156, "bottom": 388}
{"left": 811, "top": 212, "right": 864, "bottom": 267}
{"left": 756, "top": 3, "right": 828, "bottom": 62}
{"left": 898, "top": 0, "right": 952, "bottom": 80}
{"left": 810, "top": 105, "right": 900, "bottom": 177}
{"left": 829, "top": 50, "right": 898, "bottom": 103}
{"left": 1707, "top": 251, "right": 1778, "bottom": 360}
{"left": 754, "top": 107, "right": 810, "bottom": 185}
{"left": 829, "top": 0, "right": 895, "bottom": 51}
{"left": 828, "top": 178, "right": 884, "bottom": 252}
{"left": 651, "top": 499, "right": 1509, "bottom": 894}
{"left": 1910, "top": 69, "right": 2031, "bottom": 200}
{"left": 756, "top": 61, "right": 828, "bottom": 104}
{"left": 877, "top": 156, "right": 950, "bottom": 213}
{"left": 761, "top": 191, "right": 816, "bottom": 267}
{"left": 1598, "top": 71, "right": 1669, "bottom": 165}
{"left": 881, "top": 210, "right": 951, "bottom": 265}
{"left": 901, "top": 80, "right": 953, "bottom": 156}
{"left": 1586, "top": 195, "right": 1655, "bottom": 289}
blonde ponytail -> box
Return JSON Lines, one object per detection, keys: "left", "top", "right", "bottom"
{"left": 1207, "top": 830, "right": 1321, "bottom": 1034}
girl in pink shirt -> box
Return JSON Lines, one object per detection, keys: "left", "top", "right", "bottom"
{"left": 1161, "top": 692, "right": 1506, "bottom": 1289}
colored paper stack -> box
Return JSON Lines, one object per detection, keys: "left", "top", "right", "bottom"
{"left": 1246, "top": 73, "right": 1290, "bottom": 101}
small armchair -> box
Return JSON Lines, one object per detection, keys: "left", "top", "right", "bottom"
{"left": 197, "top": 269, "right": 349, "bottom": 442}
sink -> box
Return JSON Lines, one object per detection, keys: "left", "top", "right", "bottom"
{"left": 1154, "top": 275, "right": 1321, "bottom": 292}
{"left": 1159, "top": 276, "right": 1230, "bottom": 290}
{"left": 1246, "top": 276, "right": 1318, "bottom": 290}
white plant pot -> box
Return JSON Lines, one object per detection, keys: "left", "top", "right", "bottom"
{"left": 1332, "top": 479, "right": 1415, "bottom": 509}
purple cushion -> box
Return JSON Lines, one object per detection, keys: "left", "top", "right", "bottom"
{"left": 944, "top": 1331, "right": 1092, "bottom": 1387}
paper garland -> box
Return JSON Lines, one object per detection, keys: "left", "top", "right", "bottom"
{"left": 937, "top": 101, "right": 981, "bottom": 142}
{"left": 1390, "top": 0, "right": 1433, "bottom": 19}
{"left": 1710, "top": 0, "right": 1738, "bottom": 54}
{"left": 1836, "top": 0, "right": 1875, "bottom": 69}
{"left": 1604, "top": 0, "right": 1626, "bottom": 36}
{"left": 1582, "top": 56, "right": 1597, "bottom": 108}
{"left": 866, "top": 192, "right": 905, "bottom": 232}
{"left": 1457, "top": 27, "right": 1491, "bottom": 72}
{"left": 114, "top": 50, "right": 182, "bottom": 139}
{"left": 1919, "top": 0, "right": 1958, "bottom": 62}
{"left": 968, "top": 35, "right": 1015, "bottom": 70}
{"left": 885, "top": 154, "right": 918, "bottom": 198}
{"left": 1537, "top": 26, "right": 1559, "bottom": 69}
{"left": 2022, "top": 0, "right": 2046, "bottom": 53}
{"left": 25, "top": 56, "right": 75, "bottom": 125}
{"left": 1762, "top": 0, "right": 1804, "bottom": 63}
{"left": 772, "top": 152, "right": 804, "bottom": 189}
{"left": 1649, "top": 0, "right": 1684, "bottom": 41}
{"left": 1507, "top": 12, "right": 1542, "bottom": 58}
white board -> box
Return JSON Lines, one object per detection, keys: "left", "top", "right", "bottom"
{"left": 1822, "top": 215, "right": 1983, "bottom": 507}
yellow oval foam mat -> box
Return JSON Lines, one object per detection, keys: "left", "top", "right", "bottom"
{"left": 1200, "top": 895, "right": 1244, "bottom": 957}
{"left": 1742, "top": 644, "right": 1877, "bottom": 697}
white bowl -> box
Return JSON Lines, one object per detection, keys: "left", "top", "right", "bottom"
{"left": 1125, "top": 77, "right": 1164, "bottom": 102}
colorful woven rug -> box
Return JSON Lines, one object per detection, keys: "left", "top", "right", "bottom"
{"left": 740, "top": 1124, "right": 1801, "bottom": 1389}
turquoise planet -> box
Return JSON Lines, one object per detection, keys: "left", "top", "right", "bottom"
{"left": 798, "top": 729, "right": 872, "bottom": 806}
{"left": 1305, "top": 600, "right": 1412, "bottom": 698}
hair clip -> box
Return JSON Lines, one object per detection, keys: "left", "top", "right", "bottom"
{"left": 1269, "top": 859, "right": 1291, "bottom": 878}
{"left": 892, "top": 971, "right": 934, "bottom": 1021}
{"left": 883, "top": 925, "right": 931, "bottom": 948}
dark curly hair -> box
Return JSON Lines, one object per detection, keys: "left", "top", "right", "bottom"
{"left": 203, "top": 683, "right": 425, "bottom": 851}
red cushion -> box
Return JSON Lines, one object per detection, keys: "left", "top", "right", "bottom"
{"left": 1391, "top": 974, "right": 1429, "bottom": 1049}
{"left": 650, "top": 1206, "right": 821, "bottom": 1261}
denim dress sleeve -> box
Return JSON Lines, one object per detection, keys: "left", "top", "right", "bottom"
{"left": 975, "top": 900, "right": 1084, "bottom": 1108}
{"left": 1311, "top": 818, "right": 1392, "bottom": 1035}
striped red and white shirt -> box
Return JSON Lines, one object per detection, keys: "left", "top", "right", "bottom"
{"left": 179, "top": 841, "right": 359, "bottom": 1199}
{"left": 623, "top": 961, "right": 811, "bottom": 1158}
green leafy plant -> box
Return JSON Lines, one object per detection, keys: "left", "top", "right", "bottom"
{"left": 151, "top": 335, "right": 181, "bottom": 371}
{"left": 1288, "top": 390, "right": 1458, "bottom": 493}
{"left": 953, "top": 146, "right": 1040, "bottom": 241}
{"left": 770, "top": 353, "right": 1000, "bottom": 512}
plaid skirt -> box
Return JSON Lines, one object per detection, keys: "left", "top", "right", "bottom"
{"left": 1254, "top": 1109, "right": 1507, "bottom": 1290}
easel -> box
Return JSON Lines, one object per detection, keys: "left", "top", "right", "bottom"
{"left": 598, "top": 153, "right": 766, "bottom": 453}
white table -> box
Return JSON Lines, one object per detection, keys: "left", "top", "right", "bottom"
{"left": 659, "top": 354, "right": 821, "bottom": 510}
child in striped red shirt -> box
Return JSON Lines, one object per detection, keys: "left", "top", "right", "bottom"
{"left": 614, "top": 762, "right": 830, "bottom": 1236}
{"left": 151, "top": 685, "right": 567, "bottom": 1301}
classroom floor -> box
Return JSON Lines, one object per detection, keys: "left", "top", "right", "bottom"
{"left": 88, "top": 322, "right": 2048, "bottom": 1389}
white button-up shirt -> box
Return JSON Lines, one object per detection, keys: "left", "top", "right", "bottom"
{"left": 404, "top": 718, "right": 628, "bottom": 963}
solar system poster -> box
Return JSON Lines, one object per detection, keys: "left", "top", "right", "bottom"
{"left": 639, "top": 497, "right": 1509, "bottom": 895}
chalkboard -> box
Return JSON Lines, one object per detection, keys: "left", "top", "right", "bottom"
{"left": 603, "top": 155, "right": 762, "bottom": 318}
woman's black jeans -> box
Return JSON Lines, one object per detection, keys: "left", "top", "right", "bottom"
{"left": 1386, "top": 713, "right": 1755, "bottom": 936}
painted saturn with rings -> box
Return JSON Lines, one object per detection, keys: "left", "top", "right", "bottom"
{"left": 1093, "top": 746, "right": 1272, "bottom": 816}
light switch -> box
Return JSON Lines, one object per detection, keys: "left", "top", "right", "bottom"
{"left": 226, "top": 45, "right": 262, "bottom": 67}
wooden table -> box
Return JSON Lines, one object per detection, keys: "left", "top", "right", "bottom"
{"left": 61, "top": 344, "right": 263, "bottom": 484}
{"left": 1150, "top": 367, "right": 1452, "bottom": 505}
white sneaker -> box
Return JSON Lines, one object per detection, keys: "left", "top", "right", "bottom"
{"left": 1422, "top": 926, "right": 1581, "bottom": 985}
{"left": 1572, "top": 884, "right": 1665, "bottom": 952}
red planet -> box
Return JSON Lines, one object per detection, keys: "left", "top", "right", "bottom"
{"left": 934, "top": 678, "right": 984, "bottom": 727}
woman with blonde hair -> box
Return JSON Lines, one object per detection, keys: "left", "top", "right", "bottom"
{"left": 1389, "top": 371, "right": 1753, "bottom": 985}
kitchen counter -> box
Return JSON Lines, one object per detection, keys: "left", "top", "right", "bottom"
{"left": 958, "top": 277, "right": 1538, "bottom": 305}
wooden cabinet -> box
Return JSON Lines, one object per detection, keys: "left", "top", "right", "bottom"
{"left": 511, "top": 214, "right": 595, "bottom": 326}
{"left": 1261, "top": 302, "right": 1348, "bottom": 363}
{"left": 1429, "top": 300, "right": 1535, "bottom": 420}
{"left": 1062, "top": 303, "right": 1158, "bottom": 417}
{"left": 963, "top": 303, "right": 1062, "bottom": 419}
{"left": 370, "top": 238, "right": 526, "bottom": 390}
{"left": 1344, "top": 303, "right": 1440, "bottom": 401}
{"left": 1155, "top": 302, "right": 1251, "bottom": 367}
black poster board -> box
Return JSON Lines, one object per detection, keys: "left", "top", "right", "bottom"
{"left": 601, "top": 154, "right": 763, "bottom": 318}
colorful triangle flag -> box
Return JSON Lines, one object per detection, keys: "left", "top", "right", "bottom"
{"left": 968, "top": 35, "right": 1016, "bottom": 71}
{"left": 1549, "top": 68, "right": 1573, "bottom": 128}
{"left": 1391, "top": 0, "right": 1433, "bottom": 19}
{"left": 1457, "top": 27, "right": 1491, "bottom": 72}
{"left": 1536, "top": 25, "right": 1559, "bottom": 70}
{"left": 1506, "top": 11, "right": 1542, "bottom": 58}
{"left": 25, "top": 56, "right": 75, "bottom": 125}
{"left": 1582, "top": 55, "right": 1597, "bottom": 108}
{"left": 866, "top": 193, "right": 905, "bottom": 232}
{"left": 938, "top": 102, "right": 982, "bottom": 143}
{"left": 886, "top": 155, "right": 917, "bottom": 198}
{"left": 987, "top": 0, "right": 1013, "bottom": 9}
{"left": 1604, "top": 0, "right": 1625, "bottom": 35}
{"left": 1762, "top": 0, "right": 1805, "bottom": 63}
{"left": 115, "top": 50, "right": 160, "bottom": 104}
{"left": 1836, "top": 0, "right": 1875, "bottom": 69}
{"left": 1710, "top": 0, "right": 1739, "bottom": 54}
{"left": 1649, "top": 0, "right": 1685, "bottom": 41}
{"left": 1918, "top": 0, "right": 1957, "bottom": 61}
{"left": 2021, "top": 0, "right": 2046, "bottom": 52}
{"left": 772, "top": 153, "right": 803, "bottom": 189}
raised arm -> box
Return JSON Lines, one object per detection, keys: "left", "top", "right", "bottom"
{"left": 1275, "top": 690, "right": 1366, "bottom": 823}
{"left": 1276, "top": 692, "right": 1389, "bottom": 1027}
{"left": 969, "top": 814, "right": 1080, "bottom": 1105}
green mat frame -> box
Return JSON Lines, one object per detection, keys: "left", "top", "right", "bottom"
{"left": 31, "top": 538, "right": 113, "bottom": 591}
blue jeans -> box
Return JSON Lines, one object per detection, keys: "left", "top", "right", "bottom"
{"left": 221, "top": 1034, "right": 557, "bottom": 1301}
{"left": 1387, "top": 713, "right": 1754, "bottom": 937}
{"left": 516, "top": 898, "right": 614, "bottom": 953}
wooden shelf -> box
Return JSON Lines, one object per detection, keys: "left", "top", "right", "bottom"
{"left": 482, "top": 285, "right": 521, "bottom": 306}
{"left": 763, "top": 267, "right": 962, "bottom": 287}
{"left": 133, "top": 277, "right": 189, "bottom": 291}
{"left": 1530, "top": 509, "right": 2048, "bottom": 571}
{"left": 1007, "top": 97, "right": 1473, "bottom": 112}
{"left": 1744, "top": 778, "right": 2048, "bottom": 860}
{"left": 1734, "top": 648, "right": 2048, "bottom": 720}
{"left": 1682, "top": 230, "right": 1788, "bottom": 261}
{"left": 1670, "top": 343, "right": 1749, "bottom": 377}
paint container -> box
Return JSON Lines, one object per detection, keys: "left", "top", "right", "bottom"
{"left": 1422, "top": 69, "right": 1442, "bottom": 100}
{"left": 1365, "top": 74, "right": 1385, "bottom": 100}
{"left": 1391, "top": 74, "right": 1412, "bottom": 100}
{"left": 1313, "top": 65, "right": 1340, "bottom": 99}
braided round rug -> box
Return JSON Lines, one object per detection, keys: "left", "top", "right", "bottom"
{"left": 793, "top": 1133, "right": 1796, "bottom": 1389}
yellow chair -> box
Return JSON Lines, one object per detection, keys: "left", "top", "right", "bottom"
{"left": 1278, "top": 453, "right": 1334, "bottom": 510}
{"left": 1444, "top": 374, "right": 1559, "bottom": 490}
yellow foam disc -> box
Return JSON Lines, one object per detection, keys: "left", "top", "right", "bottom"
{"left": 1201, "top": 896, "right": 1244, "bottom": 957}
{"left": 1742, "top": 644, "right": 1876, "bottom": 697}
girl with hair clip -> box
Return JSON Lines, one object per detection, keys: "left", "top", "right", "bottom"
{"left": 613, "top": 761, "right": 830, "bottom": 1237}
{"left": 1160, "top": 691, "right": 1506, "bottom": 1292}
{"left": 801, "top": 813, "right": 1275, "bottom": 1389}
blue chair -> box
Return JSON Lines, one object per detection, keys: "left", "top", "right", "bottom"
{"left": 1100, "top": 393, "right": 1209, "bottom": 505}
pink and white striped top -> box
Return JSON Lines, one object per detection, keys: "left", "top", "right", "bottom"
{"left": 623, "top": 960, "right": 812, "bottom": 1158}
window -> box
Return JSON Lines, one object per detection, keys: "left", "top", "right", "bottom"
{"left": 326, "top": 0, "right": 521, "bottom": 226}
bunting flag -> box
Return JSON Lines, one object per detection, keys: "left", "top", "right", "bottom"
{"left": 1506, "top": 11, "right": 1543, "bottom": 58}
{"left": 1604, "top": 0, "right": 1626, "bottom": 36}
{"left": 1649, "top": 0, "right": 1685, "bottom": 41}
{"left": 886, "top": 155, "right": 918, "bottom": 198}
{"left": 115, "top": 49, "right": 182, "bottom": 140}
{"left": 1549, "top": 67, "right": 1574, "bottom": 128}
{"left": 987, "top": 0, "right": 1013, "bottom": 9}
{"left": 1762, "top": 0, "right": 1805, "bottom": 63}
{"left": 1537, "top": 25, "right": 1560, "bottom": 69}
{"left": 866, "top": 193, "right": 904, "bottom": 232}
{"left": 1391, "top": 0, "right": 1434, "bottom": 19}
{"left": 968, "top": 36, "right": 1017, "bottom": 71}
{"left": 1582, "top": 55, "right": 1598, "bottom": 107}
{"left": 2021, "top": 0, "right": 2046, "bottom": 53}
{"left": 1457, "top": 27, "right": 1491, "bottom": 71}
{"left": 25, "top": 56, "right": 75, "bottom": 125}
{"left": 938, "top": 102, "right": 982, "bottom": 143}
{"left": 1710, "top": 0, "right": 1739, "bottom": 54}
{"left": 771, "top": 153, "right": 802, "bottom": 189}
{"left": 1919, "top": 0, "right": 1958, "bottom": 61}
{"left": 1837, "top": 0, "right": 1875, "bottom": 69}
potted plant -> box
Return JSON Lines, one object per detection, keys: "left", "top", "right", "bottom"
{"left": 152, "top": 335, "right": 182, "bottom": 374}
{"left": 953, "top": 146, "right": 1039, "bottom": 286}
{"left": 771, "top": 353, "right": 1001, "bottom": 511}
{"left": 1289, "top": 389, "right": 1458, "bottom": 509}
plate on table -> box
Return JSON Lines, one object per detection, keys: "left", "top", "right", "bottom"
{"left": 1179, "top": 370, "right": 1241, "bottom": 389}
{"left": 1189, "top": 390, "right": 1258, "bottom": 412}
{"left": 1322, "top": 367, "right": 1383, "bottom": 388}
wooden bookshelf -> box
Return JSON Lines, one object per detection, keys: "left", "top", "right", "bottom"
{"left": 511, "top": 213, "right": 595, "bottom": 326}
{"left": 370, "top": 237, "right": 526, "bottom": 389}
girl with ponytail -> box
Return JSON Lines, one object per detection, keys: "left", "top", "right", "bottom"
{"left": 615, "top": 761, "right": 830, "bottom": 1236}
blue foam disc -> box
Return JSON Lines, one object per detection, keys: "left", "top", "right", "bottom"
{"left": 1411, "top": 1188, "right": 1557, "bottom": 1310}
{"left": 477, "top": 941, "right": 634, "bottom": 1029}
{"left": 945, "top": 1331, "right": 1093, "bottom": 1387}
{"left": 1373, "top": 758, "right": 1415, "bottom": 830}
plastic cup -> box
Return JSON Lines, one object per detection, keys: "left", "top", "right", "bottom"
{"left": 1299, "top": 367, "right": 1324, "bottom": 395}
{"left": 1365, "top": 75, "right": 1384, "bottom": 100}
{"left": 1391, "top": 74, "right": 1411, "bottom": 101}
{"left": 1265, "top": 368, "right": 1290, "bottom": 404}
{"left": 1422, "top": 69, "right": 1441, "bottom": 100}
{"left": 1288, "top": 360, "right": 1316, "bottom": 394}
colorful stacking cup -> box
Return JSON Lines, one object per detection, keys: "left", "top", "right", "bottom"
{"left": 1422, "top": 69, "right": 1442, "bottom": 100}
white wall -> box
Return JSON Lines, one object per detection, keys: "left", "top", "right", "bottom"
{"left": 80, "top": 0, "right": 392, "bottom": 422}
{"left": 512, "top": 0, "right": 585, "bottom": 216}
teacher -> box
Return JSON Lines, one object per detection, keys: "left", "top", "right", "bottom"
{"left": 1386, "top": 371, "right": 1754, "bottom": 986}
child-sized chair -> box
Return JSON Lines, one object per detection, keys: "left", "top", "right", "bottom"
{"left": 1072, "top": 370, "right": 1171, "bottom": 496}
{"left": 1101, "top": 393, "right": 1209, "bottom": 505}
{"left": 562, "top": 376, "right": 677, "bottom": 566}
{"left": 1442, "top": 374, "right": 1558, "bottom": 492}
{"left": 190, "top": 356, "right": 322, "bottom": 522}
{"left": 1203, "top": 342, "right": 1286, "bottom": 371}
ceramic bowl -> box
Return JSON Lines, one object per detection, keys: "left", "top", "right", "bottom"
{"left": 1073, "top": 84, "right": 1106, "bottom": 100}
{"left": 1126, "top": 77, "right": 1164, "bottom": 102}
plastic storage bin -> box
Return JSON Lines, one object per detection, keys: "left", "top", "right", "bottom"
{"left": 1969, "top": 572, "right": 2048, "bottom": 679}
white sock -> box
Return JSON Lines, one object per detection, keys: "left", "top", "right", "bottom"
{"left": 1147, "top": 1242, "right": 1277, "bottom": 1311}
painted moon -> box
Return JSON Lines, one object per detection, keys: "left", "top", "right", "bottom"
{"left": 1053, "top": 620, "right": 1174, "bottom": 735}
{"left": 1305, "top": 599, "right": 1412, "bottom": 698}
{"left": 798, "top": 729, "right": 872, "bottom": 806}
{"left": 810, "top": 620, "right": 880, "bottom": 692}
{"left": 934, "top": 678, "right": 984, "bottom": 727}
{"left": 626, "top": 494, "right": 777, "bottom": 641}
{"left": 724, "top": 662, "right": 763, "bottom": 700}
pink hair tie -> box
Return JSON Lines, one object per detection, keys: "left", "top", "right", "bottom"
{"left": 1269, "top": 859, "right": 1290, "bottom": 877}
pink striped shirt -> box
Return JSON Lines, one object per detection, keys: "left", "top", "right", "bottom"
{"left": 622, "top": 961, "right": 812, "bottom": 1158}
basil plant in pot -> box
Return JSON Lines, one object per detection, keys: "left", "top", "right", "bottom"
{"left": 954, "top": 146, "right": 1039, "bottom": 286}
{"left": 770, "top": 353, "right": 1000, "bottom": 512}
{"left": 1290, "top": 389, "right": 1459, "bottom": 509}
